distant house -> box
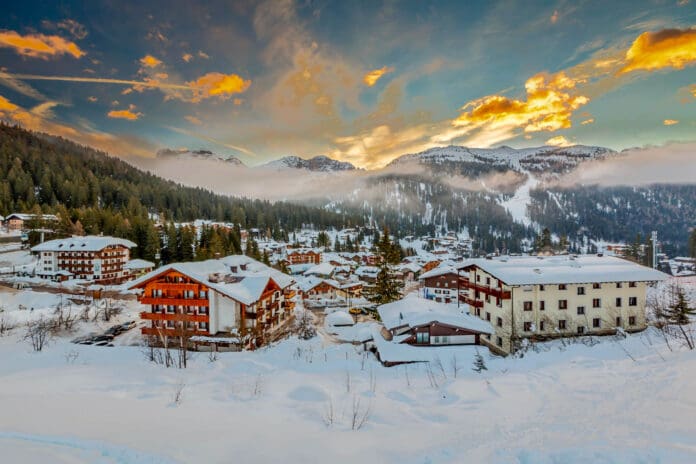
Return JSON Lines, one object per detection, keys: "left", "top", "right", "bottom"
{"left": 377, "top": 294, "right": 493, "bottom": 347}
{"left": 303, "top": 262, "right": 335, "bottom": 278}
{"left": 5, "top": 213, "right": 59, "bottom": 231}
{"left": 32, "top": 236, "right": 137, "bottom": 284}
{"left": 286, "top": 248, "right": 322, "bottom": 265}
{"left": 419, "top": 265, "right": 461, "bottom": 304}
{"left": 124, "top": 259, "right": 155, "bottom": 278}
{"left": 298, "top": 277, "right": 341, "bottom": 300}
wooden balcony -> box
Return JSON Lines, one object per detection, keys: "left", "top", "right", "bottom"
{"left": 463, "top": 297, "right": 484, "bottom": 308}
{"left": 140, "top": 297, "right": 209, "bottom": 306}
{"left": 459, "top": 279, "right": 511, "bottom": 299}
{"left": 284, "top": 289, "right": 297, "bottom": 299}
{"left": 146, "top": 283, "right": 200, "bottom": 291}
{"left": 140, "top": 312, "right": 209, "bottom": 322}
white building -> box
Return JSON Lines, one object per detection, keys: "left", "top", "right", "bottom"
{"left": 32, "top": 236, "right": 137, "bottom": 283}
{"left": 457, "top": 255, "right": 667, "bottom": 354}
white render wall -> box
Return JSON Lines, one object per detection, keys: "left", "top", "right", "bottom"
{"left": 467, "top": 267, "right": 650, "bottom": 354}
{"left": 209, "top": 291, "right": 239, "bottom": 334}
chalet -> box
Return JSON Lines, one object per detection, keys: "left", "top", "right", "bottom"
{"left": 298, "top": 277, "right": 341, "bottom": 300}
{"left": 128, "top": 255, "right": 296, "bottom": 350}
{"left": 286, "top": 248, "right": 322, "bottom": 265}
{"left": 419, "top": 265, "right": 460, "bottom": 303}
{"left": 355, "top": 266, "right": 379, "bottom": 283}
{"left": 4, "top": 213, "right": 59, "bottom": 230}
{"left": 303, "top": 262, "right": 335, "bottom": 278}
{"left": 124, "top": 259, "right": 155, "bottom": 278}
{"left": 377, "top": 294, "right": 493, "bottom": 347}
{"left": 456, "top": 255, "right": 667, "bottom": 354}
{"left": 32, "top": 236, "right": 136, "bottom": 284}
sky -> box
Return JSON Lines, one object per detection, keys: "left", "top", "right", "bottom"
{"left": 0, "top": 0, "right": 695, "bottom": 170}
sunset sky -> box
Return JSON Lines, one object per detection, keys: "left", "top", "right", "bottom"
{"left": 0, "top": 0, "right": 695, "bottom": 169}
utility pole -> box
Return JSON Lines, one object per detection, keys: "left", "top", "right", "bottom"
{"left": 651, "top": 230, "right": 658, "bottom": 269}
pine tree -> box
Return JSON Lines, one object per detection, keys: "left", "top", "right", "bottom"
{"left": 472, "top": 350, "right": 487, "bottom": 373}
{"left": 365, "top": 263, "right": 403, "bottom": 304}
{"left": 666, "top": 287, "right": 695, "bottom": 325}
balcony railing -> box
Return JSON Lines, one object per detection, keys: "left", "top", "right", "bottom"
{"left": 140, "top": 297, "right": 209, "bottom": 306}
{"left": 140, "top": 312, "right": 209, "bottom": 322}
{"left": 141, "top": 327, "right": 209, "bottom": 337}
{"left": 459, "top": 279, "right": 511, "bottom": 299}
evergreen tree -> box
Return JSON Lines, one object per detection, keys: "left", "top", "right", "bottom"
{"left": 472, "top": 350, "right": 487, "bottom": 373}
{"left": 666, "top": 287, "right": 695, "bottom": 325}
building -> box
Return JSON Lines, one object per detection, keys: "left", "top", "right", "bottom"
{"left": 32, "top": 236, "right": 137, "bottom": 284}
{"left": 456, "top": 255, "right": 667, "bottom": 354}
{"left": 128, "top": 255, "right": 296, "bottom": 349}
{"left": 419, "top": 265, "right": 460, "bottom": 303}
{"left": 377, "top": 294, "right": 494, "bottom": 347}
{"left": 124, "top": 259, "right": 155, "bottom": 278}
{"left": 4, "top": 213, "right": 59, "bottom": 230}
{"left": 286, "top": 248, "right": 322, "bottom": 265}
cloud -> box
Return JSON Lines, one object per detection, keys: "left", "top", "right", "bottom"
{"left": 620, "top": 28, "right": 696, "bottom": 74}
{"left": 42, "top": 19, "right": 88, "bottom": 40}
{"left": 198, "top": 51, "right": 210, "bottom": 59}
{"left": 663, "top": 119, "right": 679, "bottom": 125}
{"left": 107, "top": 105, "right": 142, "bottom": 120}
{"left": 185, "top": 115, "right": 202, "bottom": 125}
{"left": 581, "top": 118, "right": 595, "bottom": 125}
{"left": 87, "top": 96, "right": 97, "bottom": 102}
{"left": 550, "top": 10, "right": 559, "bottom": 24}
{"left": 182, "top": 53, "right": 193, "bottom": 63}
{"left": 363, "top": 66, "right": 394, "bottom": 86}
{"left": 0, "top": 95, "right": 19, "bottom": 117}
{"left": 0, "top": 30, "right": 85, "bottom": 59}
{"left": 186, "top": 72, "right": 251, "bottom": 102}
{"left": 557, "top": 142, "right": 696, "bottom": 186}
{"left": 139, "top": 54, "right": 163, "bottom": 68}
{"left": 546, "top": 135, "right": 573, "bottom": 146}
{"left": 452, "top": 72, "right": 589, "bottom": 135}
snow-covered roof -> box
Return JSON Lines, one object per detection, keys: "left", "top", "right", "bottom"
{"left": 124, "top": 259, "right": 155, "bottom": 270}
{"left": 370, "top": 325, "right": 484, "bottom": 364}
{"left": 355, "top": 266, "right": 379, "bottom": 277}
{"left": 419, "top": 265, "right": 458, "bottom": 280}
{"left": 325, "top": 310, "right": 354, "bottom": 327}
{"left": 377, "top": 294, "right": 493, "bottom": 334}
{"left": 398, "top": 262, "right": 422, "bottom": 273}
{"left": 32, "top": 236, "right": 137, "bottom": 252}
{"left": 458, "top": 255, "right": 668, "bottom": 285}
{"left": 303, "top": 262, "right": 335, "bottom": 276}
{"left": 128, "top": 255, "right": 294, "bottom": 305}
{"left": 5, "top": 213, "right": 59, "bottom": 221}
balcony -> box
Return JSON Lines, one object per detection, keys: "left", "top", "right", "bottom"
{"left": 284, "top": 289, "right": 297, "bottom": 299}
{"left": 459, "top": 279, "right": 511, "bottom": 299}
{"left": 463, "top": 297, "right": 484, "bottom": 308}
{"left": 141, "top": 327, "right": 209, "bottom": 337}
{"left": 140, "top": 296, "right": 209, "bottom": 306}
{"left": 140, "top": 312, "right": 209, "bottom": 322}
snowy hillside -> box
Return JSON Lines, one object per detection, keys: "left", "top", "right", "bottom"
{"left": 156, "top": 148, "right": 246, "bottom": 166}
{"left": 262, "top": 155, "right": 356, "bottom": 172}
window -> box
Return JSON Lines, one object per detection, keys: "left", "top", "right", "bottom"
{"left": 486, "top": 277, "right": 490, "bottom": 285}
{"left": 199, "top": 322, "right": 208, "bottom": 331}
{"left": 199, "top": 290, "right": 207, "bottom": 298}
{"left": 558, "top": 299, "right": 568, "bottom": 310}
{"left": 539, "top": 321, "right": 545, "bottom": 331}
{"left": 416, "top": 331, "right": 430, "bottom": 344}
{"left": 615, "top": 297, "right": 622, "bottom": 307}
{"left": 559, "top": 284, "right": 567, "bottom": 290}
{"left": 523, "top": 301, "right": 533, "bottom": 311}
{"left": 476, "top": 275, "right": 481, "bottom": 282}
{"left": 540, "top": 300, "right": 545, "bottom": 311}
{"left": 167, "top": 305, "right": 175, "bottom": 313}
{"left": 496, "top": 337, "right": 503, "bottom": 347}
{"left": 539, "top": 285, "right": 545, "bottom": 291}
{"left": 629, "top": 316, "right": 636, "bottom": 326}
{"left": 577, "top": 286, "right": 585, "bottom": 295}
{"left": 616, "top": 317, "right": 622, "bottom": 327}
{"left": 577, "top": 326, "right": 585, "bottom": 335}
{"left": 486, "top": 294, "right": 491, "bottom": 303}
{"left": 496, "top": 297, "right": 502, "bottom": 307}
{"left": 616, "top": 282, "right": 623, "bottom": 289}
{"left": 577, "top": 306, "right": 585, "bottom": 315}
{"left": 166, "top": 320, "right": 175, "bottom": 328}
{"left": 198, "top": 307, "right": 208, "bottom": 315}
{"left": 593, "top": 318, "right": 601, "bottom": 328}
{"left": 524, "top": 321, "right": 533, "bottom": 332}
{"left": 593, "top": 298, "right": 601, "bottom": 308}
{"left": 629, "top": 297, "right": 637, "bottom": 306}
{"left": 558, "top": 320, "right": 567, "bottom": 330}
{"left": 497, "top": 317, "right": 503, "bottom": 328}
{"left": 486, "top": 312, "right": 491, "bottom": 321}
{"left": 629, "top": 281, "right": 637, "bottom": 288}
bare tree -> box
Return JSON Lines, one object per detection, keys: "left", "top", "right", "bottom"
{"left": 172, "top": 381, "right": 185, "bottom": 406}
{"left": 25, "top": 316, "right": 51, "bottom": 352}
{"left": 0, "top": 317, "right": 16, "bottom": 336}
{"left": 322, "top": 396, "right": 335, "bottom": 427}
{"left": 350, "top": 395, "right": 372, "bottom": 431}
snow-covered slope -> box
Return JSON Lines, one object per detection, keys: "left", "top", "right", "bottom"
{"left": 156, "top": 148, "right": 246, "bottom": 166}
{"left": 262, "top": 155, "right": 356, "bottom": 172}
{"left": 389, "top": 144, "right": 616, "bottom": 174}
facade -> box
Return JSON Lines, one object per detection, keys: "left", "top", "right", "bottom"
{"left": 128, "top": 255, "right": 296, "bottom": 349}
{"left": 419, "top": 266, "right": 460, "bottom": 303}
{"left": 286, "top": 248, "right": 322, "bottom": 265}
{"left": 4, "top": 213, "right": 59, "bottom": 230}
{"left": 456, "top": 255, "right": 667, "bottom": 354}
{"left": 31, "top": 236, "right": 136, "bottom": 283}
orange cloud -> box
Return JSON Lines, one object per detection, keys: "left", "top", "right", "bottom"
{"left": 187, "top": 72, "right": 251, "bottom": 103}
{"left": 363, "top": 66, "right": 394, "bottom": 86}
{"left": 182, "top": 53, "right": 193, "bottom": 63}
{"left": 581, "top": 117, "right": 595, "bottom": 125}
{"left": 663, "top": 119, "right": 679, "bottom": 125}
{"left": 453, "top": 72, "right": 589, "bottom": 134}
{"left": 550, "top": 10, "right": 559, "bottom": 24}
{"left": 0, "top": 95, "right": 20, "bottom": 115}
{"left": 87, "top": 96, "right": 97, "bottom": 102}
{"left": 107, "top": 107, "right": 142, "bottom": 120}
{"left": 546, "top": 135, "right": 572, "bottom": 146}
{"left": 0, "top": 30, "right": 84, "bottom": 59}
{"left": 620, "top": 28, "right": 696, "bottom": 74}
{"left": 140, "top": 54, "right": 163, "bottom": 68}
{"left": 184, "top": 115, "right": 202, "bottom": 125}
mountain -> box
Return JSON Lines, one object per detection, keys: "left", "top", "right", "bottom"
{"left": 156, "top": 148, "right": 246, "bottom": 166}
{"left": 262, "top": 155, "right": 356, "bottom": 172}
{"left": 388, "top": 144, "right": 616, "bottom": 177}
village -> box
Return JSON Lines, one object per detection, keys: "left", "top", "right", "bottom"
{"left": 0, "top": 212, "right": 690, "bottom": 364}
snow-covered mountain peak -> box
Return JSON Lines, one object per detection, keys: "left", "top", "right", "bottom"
{"left": 262, "top": 155, "right": 356, "bottom": 172}
{"left": 156, "top": 148, "right": 246, "bottom": 166}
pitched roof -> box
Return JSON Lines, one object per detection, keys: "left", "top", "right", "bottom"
{"left": 419, "top": 265, "right": 458, "bottom": 280}
{"left": 458, "top": 255, "right": 668, "bottom": 285}
{"left": 32, "top": 236, "right": 136, "bottom": 252}
{"left": 377, "top": 294, "right": 493, "bottom": 334}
